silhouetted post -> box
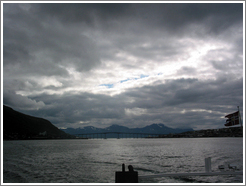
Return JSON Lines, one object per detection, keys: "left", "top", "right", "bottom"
{"left": 122, "top": 163, "right": 125, "bottom": 172}
{"left": 115, "top": 164, "right": 138, "bottom": 183}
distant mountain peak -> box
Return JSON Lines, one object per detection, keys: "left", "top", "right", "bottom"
{"left": 150, "top": 123, "right": 166, "bottom": 127}
{"left": 61, "top": 123, "right": 193, "bottom": 136}
{"left": 111, "top": 124, "right": 120, "bottom": 126}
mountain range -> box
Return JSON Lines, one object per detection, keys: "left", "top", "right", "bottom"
{"left": 61, "top": 124, "right": 194, "bottom": 136}
{"left": 3, "top": 105, "right": 193, "bottom": 140}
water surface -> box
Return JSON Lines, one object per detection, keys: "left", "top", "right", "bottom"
{"left": 3, "top": 138, "right": 243, "bottom": 183}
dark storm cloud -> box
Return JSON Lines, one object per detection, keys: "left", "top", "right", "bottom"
{"left": 35, "top": 3, "right": 131, "bottom": 25}
{"left": 129, "top": 3, "right": 243, "bottom": 35}
{"left": 28, "top": 3, "right": 243, "bottom": 36}
{"left": 3, "top": 3, "right": 101, "bottom": 76}
{"left": 3, "top": 2, "right": 243, "bottom": 130}
{"left": 3, "top": 3, "right": 242, "bottom": 72}
{"left": 123, "top": 77, "right": 243, "bottom": 109}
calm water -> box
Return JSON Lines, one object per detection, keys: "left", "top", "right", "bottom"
{"left": 3, "top": 138, "right": 244, "bottom": 183}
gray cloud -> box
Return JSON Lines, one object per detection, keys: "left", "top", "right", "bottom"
{"left": 128, "top": 3, "right": 243, "bottom": 35}
{"left": 3, "top": 89, "right": 45, "bottom": 110}
{"left": 14, "top": 76, "right": 242, "bottom": 130}
{"left": 3, "top": 3, "right": 101, "bottom": 76}
{"left": 3, "top": 3, "right": 243, "bottom": 130}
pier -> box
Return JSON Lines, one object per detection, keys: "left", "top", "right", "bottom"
{"left": 115, "top": 157, "right": 243, "bottom": 183}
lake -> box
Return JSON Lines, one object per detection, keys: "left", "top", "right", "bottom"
{"left": 3, "top": 138, "right": 243, "bottom": 183}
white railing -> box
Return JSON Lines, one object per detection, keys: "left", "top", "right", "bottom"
{"left": 139, "top": 157, "right": 243, "bottom": 179}
{"left": 115, "top": 158, "right": 243, "bottom": 183}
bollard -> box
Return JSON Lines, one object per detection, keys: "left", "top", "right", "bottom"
{"left": 122, "top": 163, "right": 125, "bottom": 172}
{"left": 115, "top": 164, "right": 138, "bottom": 183}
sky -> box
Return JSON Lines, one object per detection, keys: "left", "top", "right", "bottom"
{"left": 2, "top": 2, "right": 244, "bottom": 130}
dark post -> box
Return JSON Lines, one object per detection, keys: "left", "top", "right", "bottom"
{"left": 122, "top": 163, "right": 125, "bottom": 172}
{"left": 115, "top": 164, "right": 138, "bottom": 183}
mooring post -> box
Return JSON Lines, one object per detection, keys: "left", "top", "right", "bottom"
{"left": 115, "top": 164, "right": 138, "bottom": 183}
{"left": 122, "top": 163, "right": 125, "bottom": 172}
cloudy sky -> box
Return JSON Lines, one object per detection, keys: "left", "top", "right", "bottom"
{"left": 2, "top": 2, "right": 244, "bottom": 130}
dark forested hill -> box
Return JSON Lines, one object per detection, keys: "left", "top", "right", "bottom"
{"left": 3, "top": 105, "right": 74, "bottom": 140}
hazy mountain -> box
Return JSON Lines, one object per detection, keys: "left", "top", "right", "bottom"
{"left": 61, "top": 123, "right": 193, "bottom": 136}
{"left": 105, "top": 124, "right": 130, "bottom": 132}
{"left": 3, "top": 105, "right": 75, "bottom": 140}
